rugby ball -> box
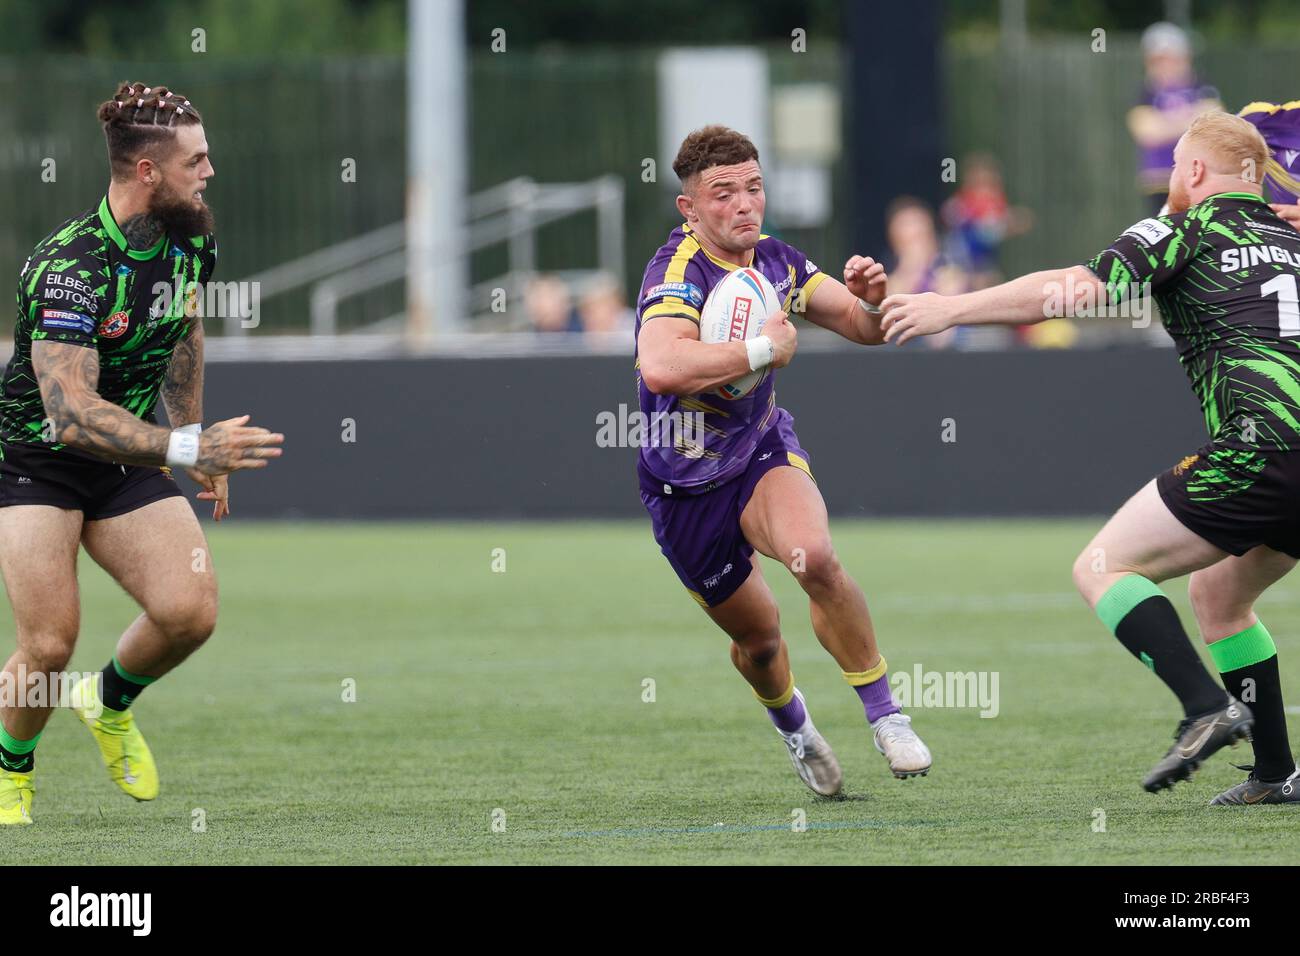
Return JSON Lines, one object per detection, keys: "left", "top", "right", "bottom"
{"left": 699, "top": 267, "right": 782, "bottom": 400}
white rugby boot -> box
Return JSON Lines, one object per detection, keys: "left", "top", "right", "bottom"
{"left": 871, "top": 712, "right": 932, "bottom": 778}
{"left": 774, "top": 689, "right": 843, "bottom": 797}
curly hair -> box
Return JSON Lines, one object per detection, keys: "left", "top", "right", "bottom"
{"left": 672, "top": 125, "right": 759, "bottom": 184}
{"left": 97, "top": 81, "right": 203, "bottom": 180}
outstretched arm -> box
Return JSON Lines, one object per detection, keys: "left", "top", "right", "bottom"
{"left": 801, "top": 256, "right": 890, "bottom": 345}
{"left": 879, "top": 265, "right": 1108, "bottom": 345}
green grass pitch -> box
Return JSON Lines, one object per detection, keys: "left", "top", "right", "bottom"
{"left": 7, "top": 519, "right": 1300, "bottom": 864}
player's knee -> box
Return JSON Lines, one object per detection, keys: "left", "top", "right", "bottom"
{"left": 734, "top": 625, "right": 782, "bottom": 667}
{"left": 151, "top": 594, "right": 218, "bottom": 650}
{"left": 791, "top": 540, "right": 840, "bottom": 594}
{"left": 1187, "top": 571, "right": 1216, "bottom": 621}
{"left": 19, "top": 632, "right": 77, "bottom": 675}
{"left": 1071, "top": 548, "right": 1104, "bottom": 605}
{"left": 1187, "top": 571, "right": 1246, "bottom": 636}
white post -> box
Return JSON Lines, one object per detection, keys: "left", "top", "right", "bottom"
{"left": 407, "top": 0, "right": 467, "bottom": 341}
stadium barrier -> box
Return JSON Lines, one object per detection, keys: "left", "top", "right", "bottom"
{"left": 192, "top": 347, "right": 1205, "bottom": 519}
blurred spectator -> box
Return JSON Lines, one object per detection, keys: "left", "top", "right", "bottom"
{"left": 1127, "top": 22, "right": 1220, "bottom": 215}
{"left": 578, "top": 273, "right": 633, "bottom": 334}
{"left": 885, "top": 196, "right": 968, "bottom": 349}
{"left": 886, "top": 197, "right": 965, "bottom": 295}
{"left": 941, "top": 152, "right": 1033, "bottom": 291}
{"left": 524, "top": 274, "right": 580, "bottom": 333}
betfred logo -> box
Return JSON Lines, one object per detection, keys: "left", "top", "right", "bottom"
{"left": 728, "top": 297, "right": 752, "bottom": 340}
{"left": 98, "top": 311, "right": 129, "bottom": 339}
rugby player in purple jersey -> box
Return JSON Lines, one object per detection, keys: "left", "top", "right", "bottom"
{"left": 1240, "top": 100, "right": 1300, "bottom": 242}
{"left": 634, "top": 126, "right": 931, "bottom": 796}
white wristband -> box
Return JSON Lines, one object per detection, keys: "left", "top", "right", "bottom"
{"left": 746, "top": 335, "right": 775, "bottom": 372}
{"left": 166, "top": 430, "right": 200, "bottom": 468}
{"left": 175, "top": 423, "right": 202, "bottom": 436}
{"left": 859, "top": 298, "right": 882, "bottom": 315}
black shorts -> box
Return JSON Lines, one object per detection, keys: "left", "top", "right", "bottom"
{"left": 0, "top": 441, "right": 182, "bottom": 520}
{"left": 1157, "top": 442, "right": 1300, "bottom": 559}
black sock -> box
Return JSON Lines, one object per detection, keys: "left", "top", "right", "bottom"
{"left": 1220, "top": 655, "right": 1295, "bottom": 782}
{"left": 1112, "top": 596, "right": 1227, "bottom": 717}
{"left": 99, "top": 658, "right": 154, "bottom": 713}
{"left": 1208, "top": 620, "right": 1295, "bottom": 782}
{"left": 0, "top": 741, "right": 33, "bottom": 773}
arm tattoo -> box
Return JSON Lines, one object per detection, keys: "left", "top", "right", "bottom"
{"left": 32, "top": 341, "right": 170, "bottom": 466}
{"left": 119, "top": 213, "right": 165, "bottom": 250}
{"left": 162, "top": 317, "right": 204, "bottom": 427}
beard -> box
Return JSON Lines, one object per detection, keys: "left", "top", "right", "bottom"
{"left": 150, "top": 179, "right": 214, "bottom": 237}
{"left": 1166, "top": 178, "right": 1189, "bottom": 214}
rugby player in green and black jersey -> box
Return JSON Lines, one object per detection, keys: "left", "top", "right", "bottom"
{"left": 881, "top": 110, "right": 1300, "bottom": 805}
{"left": 0, "top": 83, "right": 284, "bottom": 825}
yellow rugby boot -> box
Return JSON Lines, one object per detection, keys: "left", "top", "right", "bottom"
{"left": 0, "top": 769, "right": 34, "bottom": 825}
{"left": 72, "top": 676, "right": 159, "bottom": 801}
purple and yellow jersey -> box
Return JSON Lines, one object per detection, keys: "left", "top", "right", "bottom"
{"left": 1239, "top": 101, "right": 1300, "bottom": 205}
{"left": 634, "top": 223, "right": 827, "bottom": 493}
{"left": 1136, "top": 80, "right": 1219, "bottom": 194}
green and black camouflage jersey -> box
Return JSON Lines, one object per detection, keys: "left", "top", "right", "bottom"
{"left": 1085, "top": 192, "right": 1300, "bottom": 451}
{"left": 1, "top": 195, "right": 215, "bottom": 451}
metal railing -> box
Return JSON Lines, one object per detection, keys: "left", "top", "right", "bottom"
{"left": 232, "top": 174, "right": 625, "bottom": 339}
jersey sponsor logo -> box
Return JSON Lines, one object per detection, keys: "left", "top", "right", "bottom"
{"left": 1123, "top": 217, "right": 1175, "bottom": 246}
{"left": 805, "top": 258, "right": 819, "bottom": 274}
{"left": 1220, "top": 244, "right": 1300, "bottom": 272}
{"left": 45, "top": 273, "right": 92, "bottom": 295}
{"left": 39, "top": 273, "right": 98, "bottom": 311}
{"left": 643, "top": 281, "right": 704, "bottom": 308}
{"left": 39, "top": 309, "right": 95, "bottom": 334}
{"left": 98, "top": 311, "right": 130, "bottom": 338}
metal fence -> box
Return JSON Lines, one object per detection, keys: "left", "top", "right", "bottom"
{"left": 0, "top": 36, "right": 1295, "bottom": 339}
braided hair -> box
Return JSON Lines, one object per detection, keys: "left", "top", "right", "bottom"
{"left": 97, "top": 81, "right": 203, "bottom": 180}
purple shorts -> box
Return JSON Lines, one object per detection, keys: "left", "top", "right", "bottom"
{"left": 639, "top": 409, "right": 813, "bottom": 608}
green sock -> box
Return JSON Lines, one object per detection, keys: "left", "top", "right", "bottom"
{"left": 1096, "top": 574, "right": 1226, "bottom": 717}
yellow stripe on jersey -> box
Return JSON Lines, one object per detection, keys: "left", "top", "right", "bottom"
{"left": 780, "top": 264, "right": 798, "bottom": 314}
{"left": 756, "top": 389, "right": 777, "bottom": 431}
{"left": 641, "top": 232, "right": 705, "bottom": 324}
{"left": 786, "top": 451, "right": 814, "bottom": 481}
{"left": 684, "top": 221, "right": 756, "bottom": 271}
{"left": 1239, "top": 100, "right": 1300, "bottom": 117}
{"left": 799, "top": 270, "right": 829, "bottom": 307}
{"left": 1265, "top": 157, "right": 1300, "bottom": 198}
{"left": 642, "top": 301, "right": 700, "bottom": 324}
